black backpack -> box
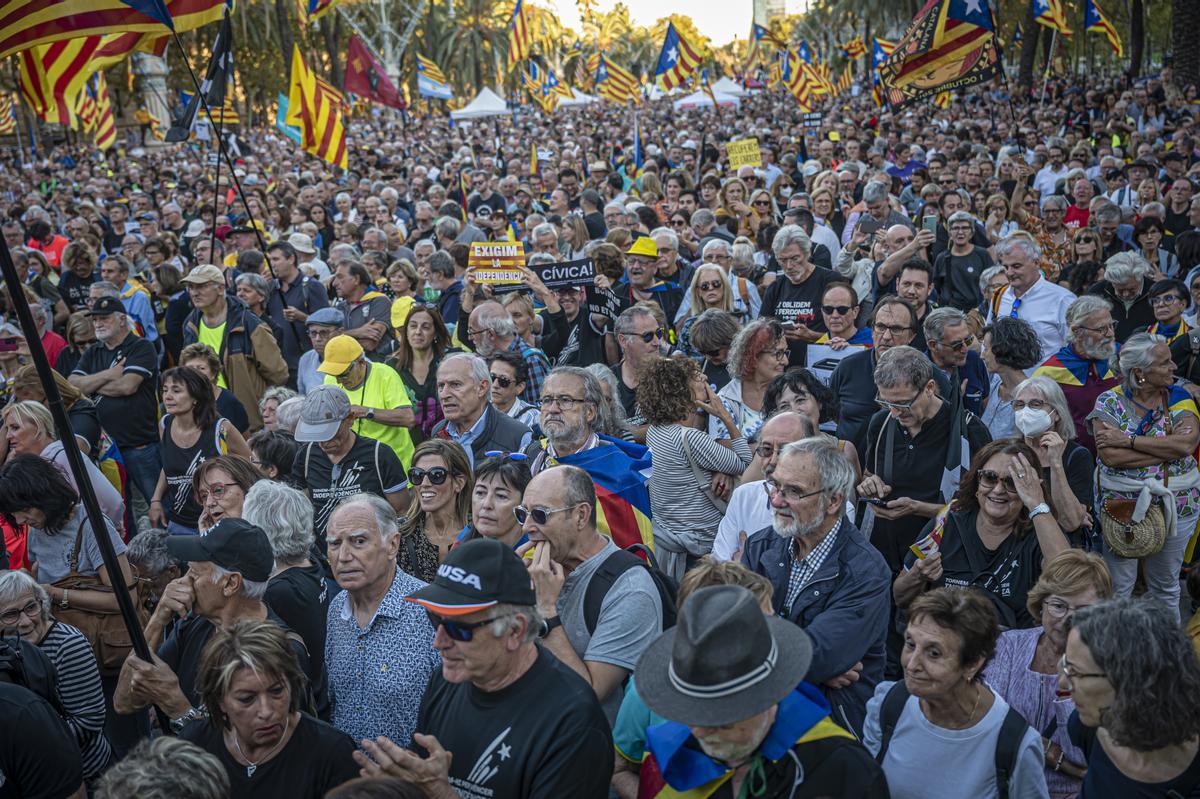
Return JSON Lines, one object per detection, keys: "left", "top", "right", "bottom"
{"left": 0, "top": 635, "right": 64, "bottom": 718}
{"left": 582, "top": 543, "right": 678, "bottom": 635}
{"left": 875, "top": 680, "right": 1028, "bottom": 799}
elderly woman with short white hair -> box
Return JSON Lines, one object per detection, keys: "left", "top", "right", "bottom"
{"left": 1089, "top": 332, "right": 1200, "bottom": 609}
{"left": 0, "top": 569, "right": 112, "bottom": 779}
{"left": 1097, "top": 251, "right": 1155, "bottom": 341}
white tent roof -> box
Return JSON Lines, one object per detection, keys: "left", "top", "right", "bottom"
{"left": 712, "top": 76, "right": 747, "bottom": 97}
{"left": 561, "top": 88, "right": 597, "bottom": 107}
{"left": 450, "top": 88, "right": 509, "bottom": 120}
{"left": 672, "top": 90, "right": 741, "bottom": 111}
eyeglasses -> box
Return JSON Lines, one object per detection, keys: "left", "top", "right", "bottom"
{"left": 875, "top": 389, "right": 924, "bottom": 411}
{"left": 426, "top": 611, "right": 513, "bottom": 642}
{"left": 1151, "top": 295, "right": 1183, "bottom": 306}
{"left": 1057, "top": 653, "right": 1107, "bottom": 691}
{"left": 671, "top": 219, "right": 688, "bottom": 227}
{"left": 937, "top": 333, "right": 975, "bottom": 352}
{"left": 761, "top": 347, "right": 790, "bottom": 361}
{"left": 821, "top": 304, "right": 854, "bottom": 316}
{"left": 1074, "top": 320, "right": 1117, "bottom": 334}
{"left": 482, "top": 450, "right": 529, "bottom": 461}
{"left": 197, "top": 482, "right": 239, "bottom": 502}
{"left": 490, "top": 373, "right": 516, "bottom": 388}
{"left": 0, "top": 599, "right": 40, "bottom": 626}
{"left": 629, "top": 328, "right": 665, "bottom": 344}
{"left": 873, "top": 322, "right": 913, "bottom": 338}
{"left": 763, "top": 480, "right": 825, "bottom": 503}
{"left": 409, "top": 467, "right": 449, "bottom": 486}
{"left": 1044, "top": 597, "right": 1090, "bottom": 619}
{"left": 466, "top": 328, "right": 487, "bottom": 338}
{"left": 698, "top": 281, "right": 724, "bottom": 292}
{"left": 977, "top": 469, "right": 1018, "bottom": 494}
{"left": 1010, "top": 398, "right": 1047, "bottom": 411}
{"left": 514, "top": 504, "right": 577, "bottom": 525}
{"left": 541, "top": 394, "right": 589, "bottom": 409}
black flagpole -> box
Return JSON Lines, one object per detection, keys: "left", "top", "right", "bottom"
{"left": 0, "top": 236, "right": 172, "bottom": 732}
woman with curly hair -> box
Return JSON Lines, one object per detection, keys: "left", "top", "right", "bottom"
{"left": 1064, "top": 597, "right": 1200, "bottom": 795}
{"left": 638, "top": 357, "right": 752, "bottom": 580}
{"left": 710, "top": 318, "right": 787, "bottom": 444}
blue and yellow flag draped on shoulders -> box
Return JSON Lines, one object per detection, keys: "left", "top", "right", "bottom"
{"left": 545, "top": 434, "right": 654, "bottom": 551}
{"left": 638, "top": 685, "right": 854, "bottom": 798}
{"left": 878, "top": 0, "right": 1001, "bottom": 110}
{"left": 1034, "top": 345, "right": 1116, "bottom": 386}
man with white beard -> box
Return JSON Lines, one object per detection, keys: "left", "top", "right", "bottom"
{"left": 740, "top": 437, "right": 891, "bottom": 738}
{"left": 629, "top": 584, "right": 888, "bottom": 798}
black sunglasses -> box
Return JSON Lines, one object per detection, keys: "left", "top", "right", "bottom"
{"left": 977, "top": 469, "right": 1017, "bottom": 493}
{"left": 821, "top": 304, "right": 854, "bottom": 315}
{"left": 698, "top": 281, "right": 723, "bottom": 292}
{"left": 632, "top": 328, "right": 665, "bottom": 343}
{"left": 513, "top": 504, "right": 576, "bottom": 525}
{"left": 409, "top": 467, "right": 449, "bottom": 486}
{"left": 490, "top": 372, "right": 516, "bottom": 388}
{"left": 426, "top": 610, "right": 507, "bottom": 642}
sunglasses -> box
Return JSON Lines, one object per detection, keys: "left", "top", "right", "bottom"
{"left": 513, "top": 504, "right": 576, "bottom": 525}
{"left": 698, "top": 281, "right": 723, "bottom": 292}
{"left": 977, "top": 469, "right": 1018, "bottom": 493}
{"left": 752, "top": 200, "right": 771, "bottom": 207}
{"left": 409, "top": 467, "right": 449, "bottom": 486}
{"left": 490, "top": 373, "right": 517, "bottom": 388}
{"left": 821, "top": 304, "right": 853, "bottom": 316}
{"left": 426, "top": 610, "right": 512, "bottom": 642}
{"left": 671, "top": 219, "right": 688, "bottom": 226}
{"left": 938, "top": 333, "right": 975, "bottom": 352}
{"left": 483, "top": 450, "right": 529, "bottom": 461}
{"left": 631, "top": 328, "right": 665, "bottom": 343}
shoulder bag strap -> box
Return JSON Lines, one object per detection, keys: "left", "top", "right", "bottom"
{"left": 679, "top": 427, "right": 728, "bottom": 513}
{"left": 993, "top": 706, "right": 1031, "bottom": 799}
{"left": 875, "top": 680, "right": 911, "bottom": 764}
{"left": 67, "top": 513, "right": 87, "bottom": 573}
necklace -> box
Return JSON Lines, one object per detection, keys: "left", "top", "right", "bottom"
{"left": 231, "top": 715, "right": 291, "bottom": 778}
{"left": 965, "top": 684, "right": 984, "bottom": 726}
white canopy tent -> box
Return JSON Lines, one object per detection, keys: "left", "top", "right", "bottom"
{"left": 672, "top": 90, "right": 741, "bottom": 111}
{"left": 712, "top": 76, "right": 747, "bottom": 97}
{"left": 450, "top": 88, "right": 509, "bottom": 120}
{"left": 561, "top": 88, "right": 597, "bottom": 107}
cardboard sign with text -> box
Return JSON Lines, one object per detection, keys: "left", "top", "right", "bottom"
{"left": 495, "top": 258, "right": 596, "bottom": 294}
{"left": 726, "top": 138, "right": 762, "bottom": 170}
{"left": 467, "top": 241, "right": 526, "bottom": 284}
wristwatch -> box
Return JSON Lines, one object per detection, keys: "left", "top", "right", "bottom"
{"left": 1028, "top": 503, "right": 1052, "bottom": 521}
{"left": 59, "top": 590, "right": 69, "bottom": 610}
{"left": 540, "top": 616, "right": 562, "bottom": 638}
{"left": 170, "top": 705, "right": 208, "bottom": 734}
{"left": 366, "top": 408, "right": 376, "bottom": 421}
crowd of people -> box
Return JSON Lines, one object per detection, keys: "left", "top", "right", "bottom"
{"left": 0, "top": 65, "right": 1199, "bottom": 799}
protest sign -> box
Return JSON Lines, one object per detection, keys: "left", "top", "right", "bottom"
{"left": 467, "top": 241, "right": 526, "bottom": 284}
{"left": 726, "top": 138, "right": 762, "bottom": 169}
{"left": 495, "top": 258, "right": 595, "bottom": 294}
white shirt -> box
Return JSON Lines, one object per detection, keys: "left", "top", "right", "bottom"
{"left": 1033, "top": 164, "right": 1069, "bottom": 198}
{"left": 712, "top": 479, "right": 774, "bottom": 560}
{"left": 810, "top": 223, "right": 842, "bottom": 266}
{"left": 987, "top": 277, "right": 1076, "bottom": 361}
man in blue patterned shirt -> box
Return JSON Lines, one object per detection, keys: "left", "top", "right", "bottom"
{"left": 324, "top": 492, "right": 440, "bottom": 748}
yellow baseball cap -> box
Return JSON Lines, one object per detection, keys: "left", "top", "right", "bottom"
{"left": 627, "top": 236, "right": 659, "bottom": 259}
{"left": 317, "top": 335, "right": 364, "bottom": 375}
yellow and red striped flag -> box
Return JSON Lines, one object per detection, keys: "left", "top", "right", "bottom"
{"left": 18, "top": 37, "right": 101, "bottom": 126}
{"left": 837, "top": 63, "right": 853, "bottom": 94}
{"left": 286, "top": 45, "right": 347, "bottom": 170}
{"left": 507, "top": 0, "right": 534, "bottom": 71}
{"left": 653, "top": 21, "right": 704, "bottom": 90}
{"left": 201, "top": 99, "right": 239, "bottom": 125}
{"left": 1033, "top": 0, "right": 1073, "bottom": 36}
{"left": 0, "top": 94, "right": 14, "bottom": 135}
{"left": 595, "top": 53, "right": 640, "bottom": 105}
{"left": 840, "top": 35, "right": 868, "bottom": 59}
{"left": 1085, "top": 0, "right": 1122, "bottom": 56}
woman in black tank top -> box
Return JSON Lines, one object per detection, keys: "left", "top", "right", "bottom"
{"left": 149, "top": 366, "right": 251, "bottom": 535}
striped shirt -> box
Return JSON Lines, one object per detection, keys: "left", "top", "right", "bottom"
{"left": 39, "top": 621, "right": 112, "bottom": 778}
{"left": 783, "top": 519, "right": 842, "bottom": 616}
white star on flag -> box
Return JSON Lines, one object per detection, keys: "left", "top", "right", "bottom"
{"left": 666, "top": 46, "right": 678, "bottom": 65}
{"left": 963, "top": 0, "right": 983, "bottom": 15}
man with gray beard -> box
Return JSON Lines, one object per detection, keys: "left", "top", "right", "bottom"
{"left": 741, "top": 437, "right": 890, "bottom": 737}
{"left": 1031, "top": 295, "right": 1119, "bottom": 455}
{"left": 530, "top": 367, "right": 606, "bottom": 472}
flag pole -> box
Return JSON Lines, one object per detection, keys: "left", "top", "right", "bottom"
{"left": 0, "top": 235, "right": 172, "bottom": 732}
{"left": 169, "top": 29, "right": 267, "bottom": 254}
{"left": 1038, "top": 29, "right": 1057, "bottom": 108}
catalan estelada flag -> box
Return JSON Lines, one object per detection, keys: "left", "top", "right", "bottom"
{"left": 595, "top": 53, "right": 640, "bottom": 105}
{"left": 0, "top": 0, "right": 227, "bottom": 61}
{"left": 653, "top": 21, "right": 703, "bottom": 90}
{"left": 547, "top": 435, "right": 654, "bottom": 551}
{"left": 840, "top": 35, "right": 868, "bottom": 59}
{"left": 746, "top": 23, "right": 786, "bottom": 66}
{"left": 878, "top": 0, "right": 1000, "bottom": 109}
{"left": 1033, "top": 0, "right": 1073, "bottom": 35}
{"left": 1085, "top": 0, "right": 1122, "bottom": 56}
{"left": 507, "top": 0, "right": 533, "bottom": 71}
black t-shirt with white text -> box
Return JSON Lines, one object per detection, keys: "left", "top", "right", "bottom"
{"left": 292, "top": 434, "right": 408, "bottom": 543}
{"left": 415, "top": 646, "right": 613, "bottom": 799}
{"left": 59, "top": 270, "right": 100, "bottom": 312}
{"left": 181, "top": 712, "right": 358, "bottom": 799}
{"left": 72, "top": 335, "right": 160, "bottom": 447}
{"left": 760, "top": 266, "right": 838, "bottom": 367}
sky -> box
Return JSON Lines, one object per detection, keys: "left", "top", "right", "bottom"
{"left": 543, "top": 0, "right": 773, "bottom": 48}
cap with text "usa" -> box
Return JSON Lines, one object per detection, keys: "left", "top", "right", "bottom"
{"left": 404, "top": 537, "right": 536, "bottom": 616}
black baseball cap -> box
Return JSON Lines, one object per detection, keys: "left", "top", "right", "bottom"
{"left": 165, "top": 518, "right": 274, "bottom": 583}
{"left": 405, "top": 538, "right": 536, "bottom": 617}
{"left": 87, "top": 297, "right": 125, "bottom": 317}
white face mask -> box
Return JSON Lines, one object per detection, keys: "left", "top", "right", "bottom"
{"left": 1014, "top": 407, "right": 1053, "bottom": 437}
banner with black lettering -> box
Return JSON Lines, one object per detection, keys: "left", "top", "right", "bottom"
{"left": 494, "top": 257, "right": 596, "bottom": 293}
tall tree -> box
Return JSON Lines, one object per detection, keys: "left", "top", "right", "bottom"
{"left": 1017, "top": 4, "right": 1040, "bottom": 91}
{"left": 275, "top": 0, "right": 294, "bottom": 73}
{"left": 1173, "top": 0, "right": 1200, "bottom": 88}
{"left": 319, "top": 14, "right": 343, "bottom": 88}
